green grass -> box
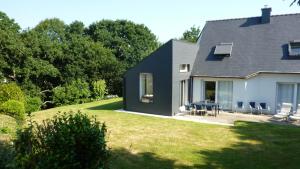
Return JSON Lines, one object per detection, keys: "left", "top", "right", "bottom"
{"left": 1, "top": 98, "right": 300, "bottom": 169}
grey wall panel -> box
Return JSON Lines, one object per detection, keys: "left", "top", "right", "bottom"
{"left": 171, "top": 40, "right": 199, "bottom": 114}
{"left": 124, "top": 40, "right": 173, "bottom": 116}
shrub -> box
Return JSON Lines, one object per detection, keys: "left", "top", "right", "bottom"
{"left": 0, "top": 83, "right": 25, "bottom": 104}
{"left": 53, "top": 79, "right": 91, "bottom": 106}
{"left": 0, "top": 100, "right": 25, "bottom": 120}
{"left": 0, "top": 141, "right": 15, "bottom": 169}
{"left": 25, "top": 96, "right": 42, "bottom": 114}
{"left": 92, "top": 80, "right": 107, "bottom": 100}
{"left": 14, "top": 111, "right": 109, "bottom": 169}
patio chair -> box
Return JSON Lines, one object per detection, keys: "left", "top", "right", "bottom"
{"left": 194, "top": 104, "right": 207, "bottom": 116}
{"left": 290, "top": 104, "right": 300, "bottom": 121}
{"left": 235, "top": 101, "right": 244, "bottom": 113}
{"left": 249, "top": 102, "right": 258, "bottom": 114}
{"left": 258, "top": 102, "right": 271, "bottom": 115}
{"left": 178, "top": 105, "right": 192, "bottom": 115}
{"left": 273, "top": 102, "right": 292, "bottom": 121}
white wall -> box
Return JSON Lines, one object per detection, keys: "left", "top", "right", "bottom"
{"left": 193, "top": 74, "right": 300, "bottom": 114}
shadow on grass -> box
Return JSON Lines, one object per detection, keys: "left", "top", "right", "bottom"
{"left": 110, "top": 148, "right": 192, "bottom": 169}
{"left": 194, "top": 121, "right": 300, "bottom": 169}
{"left": 87, "top": 101, "right": 123, "bottom": 111}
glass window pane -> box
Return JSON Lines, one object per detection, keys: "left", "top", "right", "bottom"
{"left": 140, "top": 73, "right": 153, "bottom": 103}
{"left": 217, "top": 81, "right": 233, "bottom": 110}
{"left": 277, "top": 83, "right": 294, "bottom": 107}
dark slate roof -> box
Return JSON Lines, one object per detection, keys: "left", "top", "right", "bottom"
{"left": 191, "top": 13, "right": 300, "bottom": 78}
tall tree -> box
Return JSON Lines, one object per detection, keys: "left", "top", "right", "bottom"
{"left": 86, "top": 20, "right": 159, "bottom": 68}
{"left": 180, "top": 26, "right": 201, "bottom": 43}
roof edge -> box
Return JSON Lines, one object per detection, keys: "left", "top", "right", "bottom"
{"left": 192, "top": 71, "right": 300, "bottom": 79}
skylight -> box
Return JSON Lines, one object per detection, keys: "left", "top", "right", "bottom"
{"left": 214, "top": 42, "right": 233, "bottom": 56}
{"left": 289, "top": 40, "right": 300, "bottom": 56}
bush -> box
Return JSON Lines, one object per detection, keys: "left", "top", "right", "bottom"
{"left": 25, "top": 96, "right": 42, "bottom": 114}
{"left": 14, "top": 111, "right": 109, "bottom": 169}
{"left": 0, "top": 141, "right": 15, "bottom": 169}
{"left": 53, "top": 79, "right": 91, "bottom": 106}
{"left": 0, "top": 100, "right": 25, "bottom": 120}
{"left": 92, "top": 80, "right": 107, "bottom": 100}
{"left": 0, "top": 83, "right": 25, "bottom": 104}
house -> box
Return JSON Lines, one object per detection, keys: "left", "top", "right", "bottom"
{"left": 123, "top": 7, "right": 300, "bottom": 116}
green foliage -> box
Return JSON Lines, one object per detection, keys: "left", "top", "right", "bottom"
{"left": 92, "top": 80, "right": 107, "bottom": 99}
{"left": 53, "top": 79, "right": 91, "bottom": 106}
{"left": 0, "top": 11, "right": 160, "bottom": 105}
{"left": 25, "top": 96, "right": 42, "bottom": 114}
{"left": 0, "top": 83, "right": 25, "bottom": 104}
{"left": 87, "top": 20, "right": 159, "bottom": 68}
{"left": 0, "top": 100, "right": 25, "bottom": 120}
{"left": 181, "top": 25, "right": 201, "bottom": 43}
{"left": 0, "top": 141, "right": 15, "bottom": 169}
{"left": 14, "top": 111, "right": 109, "bottom": 169}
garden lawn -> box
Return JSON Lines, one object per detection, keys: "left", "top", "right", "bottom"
{"left": 2, "top": 98, "right": 300, "bottom": 169}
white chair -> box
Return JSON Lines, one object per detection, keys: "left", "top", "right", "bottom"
{"left": 290, "top": 104, "right": 300, "bottom": 121}
{"left": 178, "top": 105, "right": 192, "bottom": 115}
{"left": 273, "top": 103, "right": 292, "bottom": 121}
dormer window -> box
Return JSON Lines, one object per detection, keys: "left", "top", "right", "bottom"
{"left": 289, "top": 40, "right": 300, "bottom": 56}
{"left": 214, "top": 42, "right": 233, "bottom": 56}
{"left": 179, "top": 64, "right": 190, "bottom": 72}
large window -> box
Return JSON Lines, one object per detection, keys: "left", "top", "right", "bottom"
{"left": 140, "top": 73, "right": 153, "bottom": 103}
{"left": 204, "top": 81, "right": 216, "bottom": 101}
{"left": 217, "top": 81, "right": 233, "bottom": 110}
{"left": 277, "top": 83, "right": 294, "bottom": 108}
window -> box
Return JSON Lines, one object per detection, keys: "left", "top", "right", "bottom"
{"left": 214, "top": 42, "right": 233, "bottom": 56}
{"left": 179, "top": 64, "right": 190, "bottom": 72}
{"left": 289, "top": 40, "right": 300, "bottom": 56}
{"left": 217, "top": 81, "right": 233, "bottom": 110}
{"left": 140, "top": 73, "right": 153, "bottom": 103}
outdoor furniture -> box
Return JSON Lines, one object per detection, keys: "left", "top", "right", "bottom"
{"left": 258, "top": 102, "right": 271, "bottom": 115}
{"left": 273, "top": 102, "right": 292, "bottom": 121}
{"left": 193, "top": 102, "right": 219, "bottom": 117}
{"left": 194, "top": 104, "right": 207, "bottom": 116}
{"left": 235, "top": 101, "right": 244, "bottom": 113}
{"left": 290, "top": 104, "right": 300, "bottom": 121}
{"left": 178, "top": 105, "right": 192, "bottom": 115}
{"left": 249, "top": 102, "right": 258, "bottom": 114}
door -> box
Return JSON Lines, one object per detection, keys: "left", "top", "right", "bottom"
{"left": 204, "top": 81, "right": 216, "bottom": 102}
{"left": 217, "top": 81, "right": 233, "bottom": 110}
{"left": 277, "top": 83, "right": 294, "bottom": 108}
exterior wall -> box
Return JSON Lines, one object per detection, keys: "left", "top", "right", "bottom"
{"left": 123, "top": 41, "right": 173, "bottom": 116}
{"left": 192, "top": 73, "right": 300, "bottom": 114}
{"left": 171, "top": 41, "right": 199, "bottom": 115}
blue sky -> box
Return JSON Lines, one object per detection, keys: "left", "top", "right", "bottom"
{"left": 1, "top": 0, "right": 299, "bottom": 42}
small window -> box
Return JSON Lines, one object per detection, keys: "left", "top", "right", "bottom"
{"left": 289, "top": 40, "right": 300, "bottom": 56}
{"left": 140, "top": 73, "right": 153, "bottom": 103}
{"left": 179, "top": 64, "right": 190, "bottom": 73}
{"left": 214, "top": 42, "right": 233, "bottom": 56}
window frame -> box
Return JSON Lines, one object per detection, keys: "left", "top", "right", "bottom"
{"left": 139, "top": 73, "right": 154, "bottom": 103}
{"left": 179, "top": 64, "right": 190, "bottom": 73}
{"left": 289, "top": 41, "right": 300, "bottom": 56}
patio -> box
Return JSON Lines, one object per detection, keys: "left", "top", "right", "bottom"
{"left": 175, "top": 111, "right": 300, "bottom": 126}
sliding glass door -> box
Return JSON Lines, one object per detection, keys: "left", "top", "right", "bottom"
{"left": 276, "top": 83, "right": 294, "bottom": 107}
{"left": 217, "top": 81, "right": 233, "bottom": 110}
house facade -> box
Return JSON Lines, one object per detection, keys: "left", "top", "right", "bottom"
{"left": 123, "top": 8, "right": 300, "bottom": 116}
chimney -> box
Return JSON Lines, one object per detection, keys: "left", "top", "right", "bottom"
{"left": 261, "top": 6, "right": 272, "bottom": 24}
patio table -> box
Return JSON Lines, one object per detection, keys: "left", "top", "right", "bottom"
{"left": 192, "top": 102, "right": 219, "bottom": 117}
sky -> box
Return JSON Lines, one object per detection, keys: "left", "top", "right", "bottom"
{"left": 1, "top": 0, "right": 300, "bottom": 42}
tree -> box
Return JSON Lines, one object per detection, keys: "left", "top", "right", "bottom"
{"left": 180, "top": 25, "right": 201, "bottom": 43}
{"left": 86, "top": 20, "right": 159, "bottom": 68}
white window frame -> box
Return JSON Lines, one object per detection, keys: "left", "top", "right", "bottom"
{"left": 179, "top": 64, "right": 190, "bottom": 73}
{"left": 139, "top": 73, "right": 153, "bottom": 103}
